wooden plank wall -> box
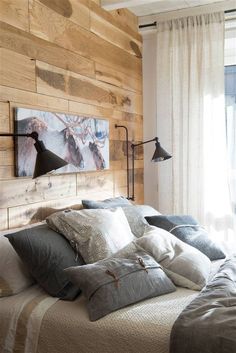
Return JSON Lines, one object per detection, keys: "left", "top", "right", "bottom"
{"left": 0, "top": 0, "right": 143, "bottom": 230}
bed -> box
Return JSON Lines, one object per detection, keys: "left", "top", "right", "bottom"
{"left": 0, "top": 200, "right": 235, "bottom": 353}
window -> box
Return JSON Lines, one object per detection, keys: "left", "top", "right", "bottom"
{"left": 225, "top": 66, "right": 236, "bottom": 213}
{"left": 225, "top": 15, "right": 236, "bottom": 213}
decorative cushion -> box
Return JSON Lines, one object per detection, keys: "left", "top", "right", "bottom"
{"left": 82, "top": 196, "right": 132, "bottom": 209}
{"left": 123, "top": 205, "right": 161, "bottom": 238}
{"left": 64, "top": 251, "right": 176, "bottom": 321}
{"left": 136, "top": 226, "right": 212, "bottom": 290}
{"left": 6, "top": 224, "right": 84, "bottom": 300}
{"left": 0, "top": 236, "right": 33, "bottom": 297}
{"left": 145, "top": 215, "right": 226, "bottom": 260}
{"left": 46, "top": 208, "right": 135, "bottom": 264}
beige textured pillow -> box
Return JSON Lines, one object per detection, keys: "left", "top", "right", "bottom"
{"left": 0, "top": 236, "right": 33, "bottom": 297}
{"left": 47, "top": 208, "right": 135, "bottom": 264}
{"left": 135, "top": 226, "right": 211, "bottom": 290}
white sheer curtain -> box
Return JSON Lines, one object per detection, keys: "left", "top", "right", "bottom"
{"left": 156, "top": 12, "right": 236, "bottom": 241}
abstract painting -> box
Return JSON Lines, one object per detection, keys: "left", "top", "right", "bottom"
{"left": 15, "top": 108, "right": 109, "bottom": 177}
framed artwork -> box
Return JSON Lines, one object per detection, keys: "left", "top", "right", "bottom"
{"left": 14, "top": 108, "right": 109, "bottom": 177}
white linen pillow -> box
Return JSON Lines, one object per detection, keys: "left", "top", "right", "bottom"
{"left": 46, "top": 208, "right": 135, "bottom": 264}
{"left": 0, "top": 237, "right": 33, "bottom": 297}
{"left": 135, "top": 226, "right": 211, "bottom": 290}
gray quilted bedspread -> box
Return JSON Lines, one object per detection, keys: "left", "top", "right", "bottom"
{"left": 170, "top": 256, "right": 236, "bottom": 353}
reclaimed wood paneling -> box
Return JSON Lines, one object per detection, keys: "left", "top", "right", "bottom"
{"left": 0, "top": 48, "right": 36, "bottom": 92}
{"left": 38, "top": 0, "right": 90, "bottom": 30}
{"left": 0, "top": 102, "right": 10, "bottom": 133}
{"left": 0, "top": 209, "right": 8, "bottom": 230}
{"left": 8, "top": 196, "right": 83, "bottom": 228}
{"left": 90, "top": 4, "right": 142, "bottom": 56}
{"left": 0, "top": 174, "right": 77, "bottom": 208}
{"left": 0, "top": 86, "right": 69, "bottom": 112}
{"left": 95, "top": 62, "right": 142, "bottom": 93}
{"left": 90, "top": 1, "right": 141, "bottom": 43}
{"left": 0, "top": 0, "right": 143, "bottom": 230}
{"left": 0, "top": 0, "right": 29, "bottom": 31}
{"left": 36, "top": 61, "right": 142, "bottom": 114}
{"left": 0, "top": 22, "right": 95, "bottom": 79}
{"left": 29, "top": 0, "right": 142, "bottom": 79}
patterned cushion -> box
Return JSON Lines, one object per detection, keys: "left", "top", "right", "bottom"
{"left": 47, "top": 208, "right": 135, "bottom": 264}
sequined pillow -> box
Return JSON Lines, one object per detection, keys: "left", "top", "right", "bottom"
{"left": 46, "top": 208, "right": 135, "bottom": 264}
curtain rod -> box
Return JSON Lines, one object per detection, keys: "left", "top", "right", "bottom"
{"left": 139, "top": 9, "right": 236, "bottom": 29}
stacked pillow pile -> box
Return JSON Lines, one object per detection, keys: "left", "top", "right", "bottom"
{"left": 1, "top": 196, "right": 226, "bottom": 321}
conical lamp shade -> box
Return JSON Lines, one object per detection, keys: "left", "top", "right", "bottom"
{"left": 33, "top": 140, "right": 68, "bottom": 178}
{"left": 151, "top": 141, "right": 172, "bottom": 162}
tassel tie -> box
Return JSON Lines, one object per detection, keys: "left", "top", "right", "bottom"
{"left": 105, "top": 270, "right": 119, "bottom": 288}
{"left": 137, "top": 257, "right": 148, "bottom": 273}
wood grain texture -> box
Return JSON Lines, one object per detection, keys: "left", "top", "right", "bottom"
{"left": 38, "top": 0, "right": 90, "bottom": 30}
{"left": 0, "top": 0, "right": 144, "bottom": 230}
{"left": 0, "top": 174, "right": 77, "bottom": 208}
{"left": 95, "top": 62, "right": 142, "bottom": 93}
{"left": 109, "top": 8, "right": 139, "bottom": 34}
{"left": 0, "top": 209, "right": 8, "bottom": 230}
{"left": 90, "top": 1, "right": 141, "bottom": 43}
{"left": 0, "top": 102, "right": 10, "bottom": 133}
{"left": 0, "top": 0, "right": 29, "bottom": 31}
{"left": 36, "top": 61, "right": 142, "bottom": 114}
{"left": 0, "top": 21, "right": 95, "bottom": 79}
{"left": 90, "top": 4, "right": 142, "bottom": 56}
{"left": 0, "top": 166, "right": 14, "bottom": 179}
{"left": 69, "top": 100, "right": 143, "bottom": 124}
{"left": 77, "top": 170, "right": 114, "bottom": 199}
{"left": 0, "top": 48, "right": 36, "bottom": 92}
{"left": 0, "top": 86, "right": 69, "bottom": 112}
{"left": 8, "top": 196, "right": 83, "bottom": 228}
{"left": 29, "top": 0, "right": 142, "bottom": 79}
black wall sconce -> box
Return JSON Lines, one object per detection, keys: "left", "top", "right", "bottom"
{"left": 0, "top": 131, "right": 68, "bottom": 178}
{"left": 115, "top": 125, "right": 172, "bottom": 201}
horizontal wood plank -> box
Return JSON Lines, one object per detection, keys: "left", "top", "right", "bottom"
{"left": 0, "top": 21, "right": 95, "bottom": 79}
{"left": 0, "top": 86, "right": 69, "bottom": 112}
{"left": 90, "top": 6, "right": 142, "bottom": 56}
{"left": 29, "top": 0, "right": 142, "bottom": 80}
{"left": 0, "top": 166, "right": 14, "bottom": 179}
{"left": 0, "top": 48, "right": 36, "bottom": 92}
{"left": 95, "top": 62, "right": 142, "bottom": 93}
{"left": 0, "top": 174, "right": 77, "bottom": 208}
{"left": 0, "top": 209, "right": 8, "bottom": 230}
{"left": 93, "top": 3, "right": 141, "bottom": 42}
{"left": 36, "top": 61, "right": 142, "bottom": 114}
{"left": 0, "top": 0, "right": 29, "bottom": 31}
{"left": 77, "top": 170, "right": 114, "bottom": 199}
{"left": 8, "top": 196, "right": 84, "bottom": 228}
{"left": 37, "top": 0, "right": 90, "bottom": 30}
{"left": 0, "top": 149, "right": 14, "bottom": 166}
{"left": 69, "top": 100, "right": 143, "bottom": 124}
{"left": 0, "top": 102, "right": 10, "bottom": 133}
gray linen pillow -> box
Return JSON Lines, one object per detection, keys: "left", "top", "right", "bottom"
{"left": 6, "top": 224, "right": 84, "bottom": 300}
{"left": 145, "top": 215, "right": 225, "bottom": 260}
{"left": 64, "top": 251, "right": 176, "bottom": 321}
{"left": 82, "top": 196, "right": 132, "bottom": 209}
